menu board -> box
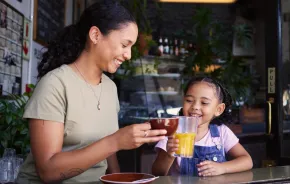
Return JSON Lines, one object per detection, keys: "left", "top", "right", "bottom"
{"left": 33, "top": 0, "right": 66, "bottom": 46}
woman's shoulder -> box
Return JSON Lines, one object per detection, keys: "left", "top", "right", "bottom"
{"left": 47, "top": 64, "right": 74, "bottom": 81}
{"left": 33, "top": 65, "right": 73, "bottom": 94}
{"left": 102, "top": 73, "right": 113, "bottom": 84}
{"left": 102, "top": 73, "right": 118, "bottom": 90}
{"left": 38, "top": 64, "right": 81, "bottom": 87}
{"left": 39, "top": 64, "right": 69, "bottom": 80}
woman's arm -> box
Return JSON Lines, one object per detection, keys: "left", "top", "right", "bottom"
{"left": 221, "top": 143, "right": 253, "bottom": 173}
{"left": 106, "top": 153, "right": 120, "bottom": 174}
{"left": 30, "top": 119, "right": 118, "bottom": 183}
{"left": 152, "top": 149, "right": 175, "bottom": 176}
{"left": 30, "top": 119, "right": 166, "bottom": 183}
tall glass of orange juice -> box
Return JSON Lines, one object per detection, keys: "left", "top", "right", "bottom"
{"left": 174, "top": 116, "right": 199, "bottom": 158}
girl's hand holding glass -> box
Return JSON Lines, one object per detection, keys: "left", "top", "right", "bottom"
{"left": 166, "top": 136, "right": 179, "bottom": 157}
{"left": 197, "top": 160, "right": 226, "bottom": 177}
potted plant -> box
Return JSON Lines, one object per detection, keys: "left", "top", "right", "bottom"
{"left": 0, "top": 84, "right": 35, "bottom": 157}
{"left": 182, "top": 8, "right": 258, "bottom": 107}
{"left": 113, "top": 0, "right": 159, "bottom": 79}
{"left": 119, "top": 0, "right": 159, "bottom": 55}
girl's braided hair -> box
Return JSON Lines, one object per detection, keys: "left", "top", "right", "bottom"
{"left": 179, "top": 77, "right": 233, "bottom": 125}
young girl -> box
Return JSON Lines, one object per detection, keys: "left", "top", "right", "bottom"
{"left": 152, "top": 77, "right": 253, "bottom": 177}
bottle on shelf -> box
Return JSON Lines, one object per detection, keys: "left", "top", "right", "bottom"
{"left": 174, "top": 38, "right": 179, "bottom": 56}
{"left": 184, "top": 40, "right": 189, "bottom": 55}
{"left": 169, "top": 39, "right": 174, "bottom": 55}
{"left": 187, "top": 42, "right": 194, "bottom": 53}
{"left": 164, "top": 37, "right": 169, "bottom": 55}
{"left": 158, "top": 37, "right": 164, "bottom": 55}
{"left": 179, "top": 40, "right": 185, "bottom": 56}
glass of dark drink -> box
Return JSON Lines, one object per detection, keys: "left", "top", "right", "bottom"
{"left": 149, "top": 117, "right": 179, "bottom": 136}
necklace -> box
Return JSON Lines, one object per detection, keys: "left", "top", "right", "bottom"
{"left": 74, "top": 62, "right": 102, "bottom": 110}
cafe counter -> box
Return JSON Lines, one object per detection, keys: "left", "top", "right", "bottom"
{"left": 94, "top": 166, "right": 290, "bottom": 184}
{"left": 150, "top": 165, "right": 290, "bottom": 184}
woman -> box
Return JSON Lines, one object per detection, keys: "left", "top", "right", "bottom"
{"left": 16, "top": 1, "right": 166, "bottom": 183}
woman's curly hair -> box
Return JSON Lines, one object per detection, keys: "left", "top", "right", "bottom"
{"left": 179, "top": 77, "right": 233, "bottom": 125}
{"left": 37, "top": 0, "right": 136, "bottom": 79}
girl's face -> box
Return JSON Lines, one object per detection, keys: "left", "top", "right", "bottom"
{"left": 182, "top": 81, "right": 225, "bottom": 128}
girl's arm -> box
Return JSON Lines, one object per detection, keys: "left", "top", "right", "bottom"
{"left": 106, "top": 153, "right": 120, "bottom": 174}
{"left": 221, "top": 143, "right": 253, "bottom": 173}
{"left": 197, "top": 143, "right": 253, "bottom": 176}
{"left": 152, "top": 149, "right": 175, "bottom": 176}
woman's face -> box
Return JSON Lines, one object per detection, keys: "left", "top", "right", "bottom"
{"left": 91, "top": 22, "right": 138, "bottom": 73}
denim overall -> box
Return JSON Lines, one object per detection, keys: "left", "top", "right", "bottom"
{"left": 180, "top": 124, "right": 227, "bottom": 176}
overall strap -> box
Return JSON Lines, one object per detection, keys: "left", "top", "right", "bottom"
{"left": 209, "top": 124, "right": 220, "bottom": 137}
{"left": 209, "top": 124, "right": 223, "bottom": 154}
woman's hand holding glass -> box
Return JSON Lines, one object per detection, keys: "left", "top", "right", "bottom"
{"left": 113, "top": 123, "right": 167, "bottom": 150}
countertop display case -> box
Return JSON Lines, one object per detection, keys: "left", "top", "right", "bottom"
{"left": 118, "top": 55, "right": 185, "bottom": 127}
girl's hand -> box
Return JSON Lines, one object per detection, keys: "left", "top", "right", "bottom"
{"left": 113, "top": 123, "right": 167, "bottom": 150}
{"left": 166, "top": 136, "right": 179, "bottom": 157}
{"left": 197, "top": 160, "right": 226, "bottom": 177}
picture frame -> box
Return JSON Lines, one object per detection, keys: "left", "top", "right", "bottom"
{"left": 33, "top": 0, "right": 66, "bottom": 46}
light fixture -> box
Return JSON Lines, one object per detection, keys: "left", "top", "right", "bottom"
{"left": 158, "top": 0, "right": 236, "bottom": 3}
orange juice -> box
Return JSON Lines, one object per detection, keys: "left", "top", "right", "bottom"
{"left": 175, "top": 133, "right": 196, "bottom": 158}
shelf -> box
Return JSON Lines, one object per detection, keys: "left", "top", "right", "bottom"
{"left": 237, "top": 132, "right": 266, "bottom": 138}
{"left": 7, "top": 27, "right": 21, "bottom": 36}
{"left": 0, "top": 35, "right": 22, "bottom": 47}
{"left": 128, "top": 116, "right": 150, "bottom": 121}
{"left": 134, "top": 56, "right": 185, "bottom": 67}
{"left": 6, "top": 15, "right": 22, "bottom": 26}
{"left": 133, "top": 73, "right": 181, "bottom": 78}
{"left": 134, "top": 91, "right": 179, "bottom": 95}
{"left": 142, "top": 55, "right": 180, "bottom": 61}
{"left": 0, "top": 46, "right": 22, "bottom": 57}
{"left": 0, "top": 59, "right": 21, "bottom": 67}
{"left": 283, "top": 129, "right": 290, "bottom": 134}
{"left": 0, "top": 71, "right": 21, "bottom": 77}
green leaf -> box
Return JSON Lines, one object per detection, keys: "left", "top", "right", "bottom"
{"left": 1, "top": 140, "right": 8, "bottom": 148}
{"left": 11, "top": 127, "right": 17, "bottom": 135}
{"left": 23, "top": 92, "right": 29, "bottom": 97}
{"left": 27, "top": 84, "right": 35, "bottom": 89}
{"left": 6, "top": 116, "right": 12, "bottom": 125}
{"left": 14, "top": 141, "right": 23, "bottom": 146}
{"left": 2, "top": 132, "right": 10, "bottom": 141}
{"left": 20, "top": 129, "right": 29, "bottom": 135}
